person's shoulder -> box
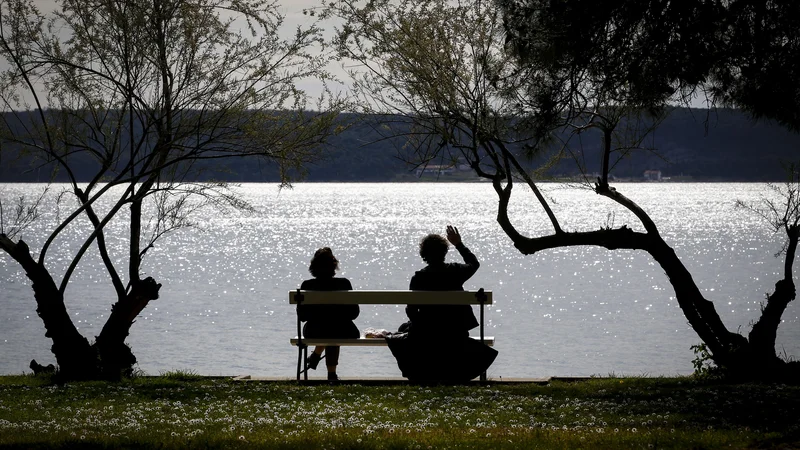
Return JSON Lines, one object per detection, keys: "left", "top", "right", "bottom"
{"left": 333, "top": 277, "right": 353, "bottom": 290}
{"left": 409, "top": 268, "right": 429, "bottom": 281}
{"left": 414, "top": 265, "right": 436, "bottom": 274}
{"left": 410, "top": 268, "right": 437, "bottom": 289}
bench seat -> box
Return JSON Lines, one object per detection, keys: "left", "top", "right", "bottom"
{"left": 290, "top": 336, "right": 495, "bottom": 347}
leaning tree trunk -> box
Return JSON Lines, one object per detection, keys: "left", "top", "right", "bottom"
{"left": 644, "top": 234, "right": 750, "bottom": 366}
{"left": 587, "top": 181, "right": 797, "bottom": 380}
{"left": 632, "top": 225, "right": 795, "bottom": 380}
{"left": 94, "top": 277, "right": 161, "bottom": 378}
{"left": 491, "top": 175, "right": 798, "bottom": 381}
{"left": 0, "top": 235, "right": 99, "bottom": 379}
{"left": 744, "top": 225, "right": 798, "bottom": 378}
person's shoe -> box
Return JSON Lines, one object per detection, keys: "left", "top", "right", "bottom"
{"left": 327, "top": 372, "right": 339, "bottom": 381}
{"left": 306, "top": 353, "right": 324, "bottom": 371}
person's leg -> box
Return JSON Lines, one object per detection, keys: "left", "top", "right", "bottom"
{"left": 306, "top": 346, "right": 325, "bottom": 370}
{"left": 326, "top": 346, "right": 340, "bottom": 380}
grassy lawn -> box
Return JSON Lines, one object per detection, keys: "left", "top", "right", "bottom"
{"left": 0, "top": 374, "right": 798, "bottom": 449}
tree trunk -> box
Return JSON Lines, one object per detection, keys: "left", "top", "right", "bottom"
{"left": 494, "top": 180, "right": 798, "bottom": 380}
{"left": 1, "top": 235, "right": 99, "bottom": 379}
{"left": 2, "top": 234, "right": 161, "bottom": 380}
{"left": 746, "top": 226, "right": 798, "bottom": 376}
{"left": 94, "top": 277, "right": 162, "bottom": 378}
{"left": 644, "top": 235, "right": 750, "bottom": 366}
{"left": 746, "top": 279, "right": 794, "bottom": 362}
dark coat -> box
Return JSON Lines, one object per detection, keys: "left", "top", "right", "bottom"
{"left": 299, "top": 277, "right": 360, "bottom": 339}
{"left": 406, "top": 243, "right": 481, "bottom": 335}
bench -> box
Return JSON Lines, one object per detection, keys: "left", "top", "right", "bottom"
{"left": 289, "top": 289, "right": 494, "bottom": 381}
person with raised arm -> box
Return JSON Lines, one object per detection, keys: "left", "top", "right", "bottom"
{"left": 405, "top": 225, "right": 481, "bottom": 337}
{"left": 388, "top": 226, "right": 498, "bottom": 381}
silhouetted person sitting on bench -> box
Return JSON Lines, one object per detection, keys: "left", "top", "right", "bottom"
{"left": 388, "top": 225, "right": 498, "bottom": 381}
{"left": 299, "top": 247, "right": 359, "bottom": 381}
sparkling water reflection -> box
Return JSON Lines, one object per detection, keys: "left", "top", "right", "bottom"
{"left": 1, "top": 183, "right": 798, "bottom": 377}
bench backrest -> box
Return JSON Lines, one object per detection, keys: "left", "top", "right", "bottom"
{"left": 289, "top": 290, "right": 492, "bottom": 305}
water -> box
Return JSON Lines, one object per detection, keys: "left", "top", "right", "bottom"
{"left": 1, "top": 183, "right": 798, "bottom": 378}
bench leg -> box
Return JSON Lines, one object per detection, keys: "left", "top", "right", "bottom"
{"left": 303, "top": 346, "right": 309, "bottom": 381}
{"left": 297, "top": 346, "right": 303, "bottom": 381}
{"left": 297, "top": 344, "right": 311, "bottom": 381}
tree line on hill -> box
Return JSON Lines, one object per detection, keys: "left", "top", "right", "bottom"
{"left": 2, "top": 108, "right": 799, "bottom": 183}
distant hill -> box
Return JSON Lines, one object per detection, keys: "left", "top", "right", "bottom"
{"left": 1, "top": 108, "right": 799, "bottom": 182}
{"left": 542, "top": 108, "right": 800, "bottom": 181}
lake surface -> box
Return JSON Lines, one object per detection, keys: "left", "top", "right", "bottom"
{"left": 1, "top": 182, "right": 798, "bottom": 378}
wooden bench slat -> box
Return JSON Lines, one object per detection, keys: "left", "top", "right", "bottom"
{"left": 290, "top": 337, "right": 495, "bottom": 347}
{"left": 289, "top": 290, "right": 492, "bottom": 305}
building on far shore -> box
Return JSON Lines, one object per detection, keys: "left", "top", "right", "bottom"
{"left": 415, "top": 164, "right": 456, "bottom": 177}
{"left": 643, "top": 170, "right": 662, "bottom": 181}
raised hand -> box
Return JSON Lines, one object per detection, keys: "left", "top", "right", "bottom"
{"left": 445, "top": 225, "right": 462, "bottom": 246}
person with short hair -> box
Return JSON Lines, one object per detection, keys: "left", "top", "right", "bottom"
{"left": 388, "top": 225, "right": 498, "bottom": 381}
{"left": 406, "top": 226, "right": 481, "bottom": 336}
{"left": 299, "top": 247, "right": 359, "bottom": 381}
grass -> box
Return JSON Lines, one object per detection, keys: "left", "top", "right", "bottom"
{"left": 0, "top": 375, "right": 798, "bottom": 449}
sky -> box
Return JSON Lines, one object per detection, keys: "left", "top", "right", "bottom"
{"left": 15, "top": 0, "right": 709, "bottom": 109}
{"left": 7, "top": 0, "right": 346, "bottom": 104}
{"left": 277, "top": 0, "right": 351, "bottom": 99}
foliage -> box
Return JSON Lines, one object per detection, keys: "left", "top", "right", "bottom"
{"left": 328, "top": 0, "right": 528, "bottom": 167}
{"left": 736, "top": 163, "right": 800, "bottom": 262}
{"left": 1, "top": 376, "right": 799, "bottom": 448}
{"left": 159, "top": 369, "right": 203, "bottom": 381}
{"left": 707, "top": 0, "right": 800, "bottom": 131}
{"left": 690, "top": 343, "right": 721, "bottom": 379}
{"left": 0, "top": 186, "right": 47, "bottom": 239}
{"left": 498, "top": 0, "right": 800, "bottom": 131}
{"left": 326, "top": 0, "right": 677, "bottom": 219}
{"left": 497, "top": 0, "right": 721, "bottom": 109}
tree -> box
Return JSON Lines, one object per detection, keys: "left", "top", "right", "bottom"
{"left": 497, "top": 0, "right": 800, "bottom": 378}
{"left": 330, "top": 0, "right": 799, "bottom": 379}
{"left": 706, "top": 0, "right": 800, "bottom": 131}
{"left": 0, "top": 0, "right": 344, "bottom": 380}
